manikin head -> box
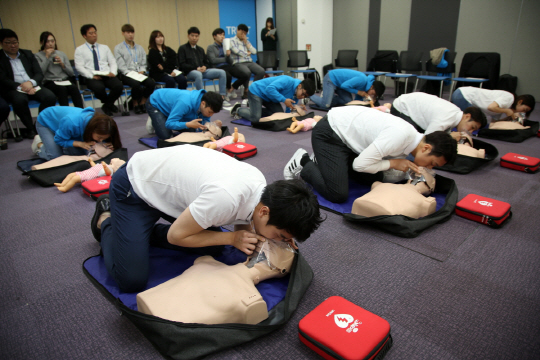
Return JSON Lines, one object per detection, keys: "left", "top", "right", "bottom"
{"left": 204, "top": 120, "right": 223, "bottom": 139}
{"left": 405, "top": 167, "right": 436, "bottom": 196}
{"left": 244, "top": 239, "right": 296, "bottom": 283}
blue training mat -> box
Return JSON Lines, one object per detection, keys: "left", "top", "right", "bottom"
{"left": 138, "top": 136, "right": 159, "bottom": 149}
{"left": 83, "top": 245, "right": 289, "bottom": 312}
{"left": 314, "top": 180, "right": 447, "bottom": 215}
{"left": 231, "top": 118, "right": 253, "bottom": 127}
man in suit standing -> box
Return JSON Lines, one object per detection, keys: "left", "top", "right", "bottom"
{"left": 0, "top": 29, "right": 57, "bottom": 139}
{"left": 75, "top": 24, "right": 123, "bottom": 116}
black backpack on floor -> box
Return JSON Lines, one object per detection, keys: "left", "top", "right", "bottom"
{"left": 304, "top": 69, "right": 322, "bottom": 89}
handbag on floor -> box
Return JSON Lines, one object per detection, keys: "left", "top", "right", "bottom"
{"left": 298, "top": 296, "right": 393, "bottom": 360}
{"left": 81, "top": 175, "right": 111, "bottom": 200}
{"left": 222, "top": 142, "right": 257, "bottom": 160}
{"left": 500, "top": 152, "right": 540, "bottom": 173}
{"left": 455, "top": 194, "right": 512, "bottom": 228}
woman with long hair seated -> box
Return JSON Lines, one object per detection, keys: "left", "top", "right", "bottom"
{"left": 147, "top": 30, "right": 187, "bottom": 89}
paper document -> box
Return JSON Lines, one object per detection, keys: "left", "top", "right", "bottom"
{"left": 126, "top": 71, "right": 148, "bottom": 82}
{"left": 17, "top": 86, "right": 41, "bottom": 93}
{"left": 172, "top": 69, "right": 182, "bottom": 76}
{"left": 54, "top": 80, "right": 72, "bottom": 86}
{"left": 223, "top": 38, "right": 231, "bottom": 51}
{"left": 267, "top": 29, "right": 276, "bottom": 36}
{"left": 93, "top": 70, "right": 110, "bottom": 76}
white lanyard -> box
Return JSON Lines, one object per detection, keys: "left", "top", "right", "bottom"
{"left": 124, "top": 41, "right": 138, "bottom": 65}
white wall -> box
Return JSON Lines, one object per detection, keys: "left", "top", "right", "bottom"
{"left": 297, "top": 0, "right": 333, "bottom": 77}
{"left": 256, "top": 0, "right": 274, "bottom": 51}
{"left": 379, "top": 0, "right": 412, "bottom": 53}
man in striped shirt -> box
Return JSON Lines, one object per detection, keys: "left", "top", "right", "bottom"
{"left": 229, "top": 24, "right": 265, "bottom": 99}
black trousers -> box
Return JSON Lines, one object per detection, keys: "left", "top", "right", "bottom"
{"left": 0, "top": 95, "right": 10, "bottom": 128}
{"left": 119, "top": 74, "right": 156, "bottom": 102}
{"left": 300, "top": 116, "right": 383, "bottom": 203}
{"left": 43, "top": 79, "right": 84, "bottom": 108}
{"left": 3, "top": 87, "right": 57, "bottom": 130}
{"left": 217, "top": 64, "right": 251, "bottom": 90}
{"left": 86, "top": 76, "right": 123, "bottom": 106}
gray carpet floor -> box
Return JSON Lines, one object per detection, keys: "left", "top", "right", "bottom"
{"left": 1, "top": 87, "right": 539, "bottom": 360}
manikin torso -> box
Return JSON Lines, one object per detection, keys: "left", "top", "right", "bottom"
{"left": 259, "top": 105, "right": 306, "bottom": 122}
{"left": 136, "top": 240, "right": 295, "bottom": 325}
{"left": 31, "top": 143, "right": 114, "bottom": 170}
{"left": 166, "top": 120, "right": 223, "bottom": 142}
{"left": 457, "top": 143, "right": 485, "bottom": 158}
{"left": 489, "top": 121, "right": 530, "bottom": 130}
{"left": 352, "top": 170, "right": 437, "bottom": 218}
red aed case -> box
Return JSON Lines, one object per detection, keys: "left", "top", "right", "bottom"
{"left": 82, "top": 176, "right": 112, "bottom": 200}
{"left": 298, "top": 296, "right": 393, "bottom": 360}
{"left": 455, "top": 194, "right": 512, "bottom": 227}
{"left": 500, "top": 153, "right": 540, "bottom": 173}
{"left": 222, "top": 142, "right": 257, "bottom": 160}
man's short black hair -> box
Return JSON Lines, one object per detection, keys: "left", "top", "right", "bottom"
{"left": 0, "top": 29, "right": 18, "bottom": 42}
{"left": 424, "top": 131, "right": 458, "bottom": 165}
{"left": 372, "top": 81, "right": 386, "bottom": 100}
{"left": 237, "top": 24, "right": 249, "bottom": 33}
{"left": 212, "top": 28, "right": 225, "bottom": 37}
{"left": 80, "top": 24, "right": 96, "bottom": 36}
{"left": 300, "top": 79, "right": 316, "bottom": 97}
{"left": 262, "top": 179, "right": 324, "bottom": 242}
{"left": 201, "top": 91, "right": 223, "bottom": 113}
{"left": 188, "top": 27, "right": 200, "bottom": 35}
{"left": 513, "top": 94, "right": 536, "bottom": 117}
{"left": 464, "top": 106, "right": 487, "bottom": 128}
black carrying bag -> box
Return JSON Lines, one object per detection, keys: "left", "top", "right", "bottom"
{"left": 477, "top": 120, "right": 539, "bottom": 143}
{"left": 435, "top": 139, "right": 499, "bottom": 174}
{"left": 157, "top": 126, "right": 231, "bottom": 148}
{"left": 83, "top": 250, "right": 314, "bottom": 360}
{"left": 304, "top": 69, "right": 322, "bottom": 89}
{"left": 496, "top": 74, "right": 518, "bottom": 93}
{"left": 17, "top": 148, "right": 129, "bottom": 187}
{"left": 342, "top": 175, "right": 458, "bottom": 238}
{"left": 252, "top": 112, "right": 315, "bottom": 132}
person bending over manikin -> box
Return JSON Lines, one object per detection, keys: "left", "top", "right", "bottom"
{"left": 136, "top": 238, "right": 296, "bottom": 325}
{"left": 54, "top": 158, "right": 126, "bottom": 192}
{"left": 31, "top": 142, "right": 114, "bottom": 171}
{"left": 203, "top": 127, "right": 246, "bottom": 150}
{"left": 165, "top": 120, "right": 223, "bottom": 143}
{"left": 352, "top": 168, "right": 437, "bottom": 218}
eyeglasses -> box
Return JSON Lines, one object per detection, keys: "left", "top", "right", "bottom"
{"left": 300, "top": 89, "right": 308, "bottom": 98}
{"left": 3, "top": 41, "right": 19, "bottom": 46}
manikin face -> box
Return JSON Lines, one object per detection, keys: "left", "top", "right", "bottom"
{"left": 83, "top": 27, "right": 98, "bottom": 44}
{"left": 213, "top": 33, "right": 224, "bottom": 44}
{"left": 155, "top": 35, "right": 164, "bottom": 46}
{"left": 44, "top": 35, "right": 55, "bottom": 50}
{"left": 204, "top": 120, "right": 222, "bottom": 138}
{"left": 123, "top": 31, "right": 135, "bottom": 43}
{"left": 2, "top": 37, "right": 19, "bottom": 56}
{"left": 188, "top": 32, "right": 199, "bottom": 46}
{"left": 457, "top": 115, "right": 481, "bottom": 133}
{"left": 515, "top": 101, "right": 531, "bottom": 114}
{"left": 413, "top": 144, "right": 446, "bottom": 169}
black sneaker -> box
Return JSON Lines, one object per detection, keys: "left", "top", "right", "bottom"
{"left": 91, "top": 194, "right": 110, "bottom": 242}
{"left": 102, "top": 104, "right": 114, "bottom": 116}
{"left": 111, "top": 104, "right": 119, "bottom": 113}
{"left": 230, "top": 103, "right": 241, "bottom": 117}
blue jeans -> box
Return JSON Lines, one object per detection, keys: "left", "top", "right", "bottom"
{"left": 36, "top": 121, "right": 87, "bottom": 160}
{"left": 100, "top": 164, "right": 223, "bottom": 292}
{"left": 237, "top": 90, "right": 284, "bottom": 123}
{"left": 310, "top": 73, "right": 353, "bottom": 109}
{"left": 146, "top": 101, "right": 172, "bottom": 140}
{"left": 186, "top": 69, "right": 226, "bottom": 95}
{"left": 451, "top": 89, "right": 473, "bottom": 111}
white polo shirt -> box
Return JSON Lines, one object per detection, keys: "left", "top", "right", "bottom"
{"left": 328, "top": 106, "right": 423, "bottom": 173}
{"left": 459, "top": 87, "right": 514, "bottom": 120}
{"left": 127, "top": 145, "right": 266, "bottom": 229}
{"left": 393, "top": 92, "right": 463, "bottom": 134}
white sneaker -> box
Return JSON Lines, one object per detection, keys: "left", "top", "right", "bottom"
{"left": 222, "top": 100, "right": 232, "bottom": 107}
{"left": 241, "top": 99, "right": 249, "bottom": 106}
{"left": 382, "top": 168, "right": 407, "bottom": 183}
{"left": 146, "top": 117, "right": 155, "bottom": 134}
{"left": 227, "top": 89, "right": 237, "bottom": 99}
{"left": 284, "top": 148, "right": 308, "bottom": 180}
{"left": 31, "top": 134, "right": 42, "bottom": 155}
{"left": 310, "top": 152, "right": 317, "bottom": 164}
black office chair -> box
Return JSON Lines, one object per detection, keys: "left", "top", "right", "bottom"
{"left": 287, "top": 50, "right": 314, "bottom": 76}
{"left": 415, "top": 51, "right": 457, "bottom": 97}
{"left": 256, "top": 51, "right": 283, "bottom": 76}
{"left": 334, "top": 50, "right": 358, "bottom": 69}
{"left": 366, "top": 50, "right": 398, "bottom": 73}
{"left": 387, "top": 51, "right": 423, "bottom": 96}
